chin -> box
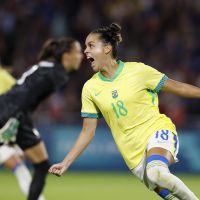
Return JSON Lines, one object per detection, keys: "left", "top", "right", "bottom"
{"left": 90, "top": 63, "right": 97, "bottom": 71}
{"left": 92, "top": 66, "right": 98, "bottom": 72}
{"left": 69, "top": 63, "right": 80, "bottom": 71}
{"left": 74, "top": 65, "right": 80, "bottom": 70}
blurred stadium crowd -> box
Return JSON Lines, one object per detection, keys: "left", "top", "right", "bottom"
{"left": 0, "top": 0, "right": 200, "bottom": 128}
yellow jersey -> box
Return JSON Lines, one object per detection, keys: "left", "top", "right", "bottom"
{"left": 81, "top": 60, "right": 177, "bottom": 169}
{"left": 0, "top": 68, "right": 16, "bottom": 95}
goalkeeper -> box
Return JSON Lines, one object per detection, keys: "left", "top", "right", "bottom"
{"left": 0, "top": 37, "right": 83, "bottom": 200}
{"left": 0, "top": 66, "right": 45, "bottom": 200}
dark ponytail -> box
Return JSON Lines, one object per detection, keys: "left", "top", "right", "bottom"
{"left": 38, "top": 37, "right": 77, "bottom": 62}
{"left": 91, "top": 23, "right": 122, "bottom": 58}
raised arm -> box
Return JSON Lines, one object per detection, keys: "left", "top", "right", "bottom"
{"left": 48, "top": 118, "right": 97, "bottom": 176}
{"left": 162, "top": 78, "right": 200, "bottom": 98}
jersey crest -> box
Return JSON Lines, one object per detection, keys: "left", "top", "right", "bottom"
{"left": 112, "top": 90, "right": 118, "bottom": 99}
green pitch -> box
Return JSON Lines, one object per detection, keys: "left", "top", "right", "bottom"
{"left": 0, "top": 171, "right": 199, "bottom": 200}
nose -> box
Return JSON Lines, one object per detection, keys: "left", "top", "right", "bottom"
{"left": 84, "top": 47, "right": 88, "bottom": 54}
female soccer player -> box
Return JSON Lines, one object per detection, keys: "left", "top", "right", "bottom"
{"left": 0, "top": 66, "right": 45, "bottom": 200}
{"left": 49, "top": 23, "right": 200, "bottom": 200}
{"left": 0, "top": 37, "right": 83, "bottom": 200}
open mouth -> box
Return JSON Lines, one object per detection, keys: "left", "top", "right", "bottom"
{"left": 87, "top": 56, "right": 94, "bottom": 63}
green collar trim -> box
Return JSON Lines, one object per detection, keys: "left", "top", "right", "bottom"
{"left": 98, "top": 60, "right": 124, "bottom": 82}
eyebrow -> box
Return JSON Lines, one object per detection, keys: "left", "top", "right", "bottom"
{"left": 85, "top": 41, "right": 94, "bottom": 46}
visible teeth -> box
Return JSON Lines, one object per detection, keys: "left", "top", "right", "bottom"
{"left": 86, "top": 55, "right": 94, "bottom": 63}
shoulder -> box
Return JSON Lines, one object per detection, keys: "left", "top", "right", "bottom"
{"left": 37, "top": 61, "right": 66, "bottom": 77}
{"left": 38, "top": 61, "right": 55, "bottom": 68}
{"left": 121, "top": 61, "right": 147, "bottom": 74}
{"left": 83, "top": 73, "right": 99, "bottom": 88}
{"left": 82, "top": 73, "right": 100, "bottom": 97}
{"left": 22, "top": 61, "right": 55, "bottom": 75}
{"left": 124, "top": 61, "right": 157, "bottom": 73}
{"left": 124, "top": 61, "right": 146, "bottom": 69}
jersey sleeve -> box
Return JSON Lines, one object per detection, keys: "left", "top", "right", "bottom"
{"left": 81, "top": 83, "right": 102, "bottom": 119}
{"left": 140, "top": 63, "right": 168, "bottom": 92}
{"left": 0, "top": 70, "right": 16, "bottom": 94}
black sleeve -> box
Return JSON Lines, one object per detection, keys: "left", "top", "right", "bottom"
{"left": 5, "top": 61, "right": 69, "bottom": 112}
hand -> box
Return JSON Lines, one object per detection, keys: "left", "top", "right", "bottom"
{"left": 48, "top": 162, "right": 69, "bottom": 177}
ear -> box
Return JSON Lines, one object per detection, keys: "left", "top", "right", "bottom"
{"left": 104, "top": 44, "right": 112, "bottom": 55}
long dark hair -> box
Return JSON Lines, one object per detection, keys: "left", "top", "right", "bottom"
{"left": 38, "top": 37, "right": 77, "bottom": 62}
{"left": 91, "top": 23, "right": 122, "bottom": 58}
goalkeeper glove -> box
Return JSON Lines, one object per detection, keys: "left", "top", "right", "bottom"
{"left": 0, "top": 118, "right": 20, "bottom": 144}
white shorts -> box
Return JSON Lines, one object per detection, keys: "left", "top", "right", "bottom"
{"left": 131, "top": 130, "right": 179, "bottom": 188}
{"left": 0, "top": 144, "right": 24, "bottom": 164}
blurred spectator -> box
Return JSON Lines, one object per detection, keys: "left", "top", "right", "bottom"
{"left": 0, "top": 0, "right": 199, "bottom": 128}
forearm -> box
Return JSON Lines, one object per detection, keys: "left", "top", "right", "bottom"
{"left": 162, "top": 79, "right": 200, "bottom": 98}
{"left": 62, "top": 130, "right": 94, "bottom": 167}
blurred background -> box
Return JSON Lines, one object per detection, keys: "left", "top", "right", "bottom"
{"left": 0, "top": 0, "right": 200, "bottom": 199}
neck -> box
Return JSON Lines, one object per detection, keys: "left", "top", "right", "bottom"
{"left": 100, "top": 59, "right": 118, "bottom": 79}
{"left": 62, "top": 63, "right": 71, "bottom": 72}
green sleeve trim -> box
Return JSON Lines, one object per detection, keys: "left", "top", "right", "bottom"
{"left": 81, "top": 112, "right": 102, "bottom": 119}
{"left": 154, "top": 75, "right": 168, "bottom": 93}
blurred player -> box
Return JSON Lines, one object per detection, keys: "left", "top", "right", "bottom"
{"left": 0, "top": 145, "right": 46, "bottom": 200}
{"left": 0, "top": 65, "right": 45, "bottom": 200}
{"left": 0, "top": 37, "right": 83, "bottom": 200}
{"left": 49, "top": 24, "right": 200, "bottom": 200}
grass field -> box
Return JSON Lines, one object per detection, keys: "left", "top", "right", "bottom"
{"left": 0, "top": 171, "right": 199, "bottom": 200}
